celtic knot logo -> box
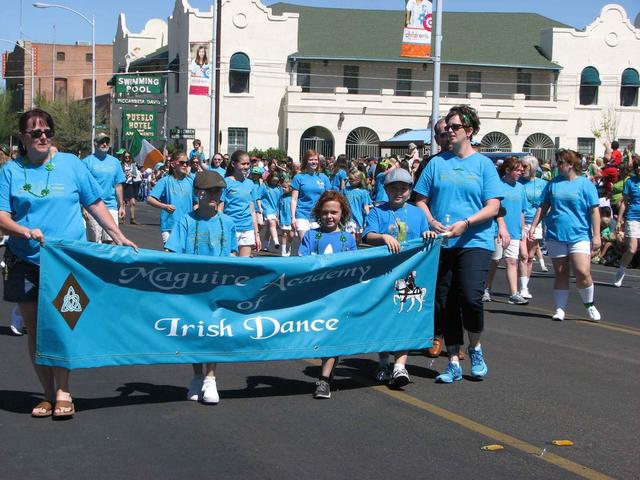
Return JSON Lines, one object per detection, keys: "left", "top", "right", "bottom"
{"left": 52, "top": 273, "right": 90, "bottom": 330}
{"left": 61, "top": 286, "right": 83, "bottom": 313}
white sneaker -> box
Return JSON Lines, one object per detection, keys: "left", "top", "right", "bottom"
{"left": 9, "top": 306, "right": 24, "bottom": 336}
{"left": 481, "top": 289, "right": 492, "bottom": 302}
{"left": 540, "top": 263, "right": 548, "bottom": 273}
{"left": 520, "top": 289, "right": 532, "bottom": 299}
{"left": 613, "top": 269, "right": 625, "bottom": 288}
{"left": 202, "top": 377, "right": 220, "bottom": 404}
{"left": 187, "top": 376, "right": 204, "bottom": 401}
{"left": 586, "top": 305, "right": 601, "bottom": 322}
{"left": 552, "top": 308, "right": 565, "bottom": 321}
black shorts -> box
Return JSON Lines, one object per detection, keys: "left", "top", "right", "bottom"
{"left": 3, "top": 249, "right": 40, "bottom": 303}
{"left": 123, "top": 182, "right": 141, "bottom": 201}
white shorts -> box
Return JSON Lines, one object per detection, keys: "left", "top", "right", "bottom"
{"left": 236, "top": 229, "right": 256, "bottom": 247}
{"left": 280, "top": 225, "right": 292, "bottom": 231}
{"left": 545, "top": 239, "right": 592, "bottom": 258}
{"left": 524, "top": 223, "right": 543, "bottom": 240}
{"left": 625, "top": 220, "right": 640, "bottom": 239}
{"left": 492, "top": 238, "right": 521, "bottom": 260}
{"left": 161, "top": 231, "right": 171, "bottom": 244}
{"left": 86, "top": 209, "right": 119, "bottom": 243}
{"left": 265, "top": 213, "right": 277, "bottom": 221}
{"left": 295, "top": 218, "right": 319, "bottom": 232}
{"left": 257, "top": 214, "right": 265, "bottom": 226}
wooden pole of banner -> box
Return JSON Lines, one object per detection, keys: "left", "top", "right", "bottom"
{"left": 429, "top": 0, "right": 443, "bottom": 152}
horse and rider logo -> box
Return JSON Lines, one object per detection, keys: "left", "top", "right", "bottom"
{"left": 52, "top": 273, "right": 90, "bottom": 330}
{"left": 393, "top": 271, "right": 426, "bottom": 313}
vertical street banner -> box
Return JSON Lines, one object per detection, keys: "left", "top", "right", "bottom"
{"left": 189, "top": 43, "right": 211, "bottom": 96}
{"left": 35, "top": 239, "right": 440, "bottom": 369}
{"left": 401, "top": 0, "right": 433, "bottom": 58}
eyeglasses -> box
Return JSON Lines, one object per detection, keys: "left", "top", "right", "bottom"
{"left": 177, "top": 161, "right": 189, "bottom": 166}
{"left": 25, "top": 128, "right": 54, "bottom": 139}
{"left": 444, "top": 123, "right": 467, "bottom": 132}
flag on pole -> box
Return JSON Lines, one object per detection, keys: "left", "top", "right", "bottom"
{"left": 129, "top": 130, "right": 164, "bottom": 170}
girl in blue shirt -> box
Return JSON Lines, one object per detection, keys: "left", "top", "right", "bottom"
{"left": 613, "top": 156, "right": 640, "bottom": 287}
{"left": 330, "top": 154, "right": 349, "bottom": 192}
{"left": 279, "top": 181, "right": 294, "bottom": 256}
{"left": 530, "top": 149, "right": 601, "bottom": 321}
{"left": 221, "top": 150, "right": 262, "bottom": 257}
{"left": 344, "top": 169, "right": 372, "bottom": 243}
{"left": 298, "top": 190, "right": 357, "bottom": 399}
{"left": 262, "top": 173, "right": 283, "bottom": 251}
{"left": 372, "top": 159, "right": 392, "bottom": 204}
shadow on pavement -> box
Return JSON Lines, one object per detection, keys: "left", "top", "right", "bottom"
{"left": 0, "top": 390, "right": 46, "bottom": 414}
{"left": 485, "top": 308, "right": 550, "bottom": 320}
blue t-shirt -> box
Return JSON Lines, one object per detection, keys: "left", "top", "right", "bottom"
{"left": 82, "top": 153, "right": 126, "bottom": 210}
{"left": 188, "top": 149, "right": 205, "bottom": 162}
{"left": 541, "top": 176, "right": 599, "bottom": 242}
{"left": 222, "top": 176, "right": 257, "bottom": 232}
{"left": 0, "top": 153, "right": 102, "bottom": 265}
{"left": 149, "top": 174, "right": 195, "bottom": 233}
{"left": 291, "top": 172, "right": 331, "bottom": 220}
{"left": 374, "top": 172, "right": 388, "bottom": 203}
{"left": 262, "top": 185, "right": 283, "bottom": 216}
{"left": 499, "top": 179, "right": 527, "bottom": 240}
{"left": 210, "top": 166, "right": 226, "bottom": 177}
{"left": 344, "top": 187, "right": 372, "bottom": 229}
{"left": 363, "top": 202, "right": 428, "bottom": 241}
{"left": 279, "top": 195, "right": 292, "bottom": 226}
{"left": 519, "top": 177, "right": 548, "bottom": 224}
{"left": 165, "top": 211, "right": 238, "bottom": 256}
{"left": 253, "top": 182, "right": 266, "bottom": 213}
{"left": 299, "top": 229, "right": 357, "bottom": 256}
{"left": 623, "top": 176, "right": 640, "bottom": 221}
{"left": 331, "top": 169, "right": 348, "bottom": 192}
{"left": 414, "top": 151, "right": 503, "bottom": 250}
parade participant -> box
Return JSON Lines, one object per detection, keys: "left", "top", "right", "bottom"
{"left": 298, "top": 191, "right": 357, "bottom": 399}
{"left": 279, "top": 179, "right": 294, "bottom": 256}
{"left": 83, "top": 133, "right": 126, "bottom": 243}
{"left": 364, "top": 168, "right": 435, "bottom": 388}
{"left": 121, "top": 151, "right": 141, "bottom": 224}
{"left": 188, "top": 139, "right": 206, "bottom": 164}
{"left": 0, "top": 109, "right": 137, "bottom": 418}
{"left": 529, "top": 149, "right": 601, "bottom": 321}
{"left": 147, "top": 151, "right": 195, "bottom": 245}
{"left": 330, "top": 154, "right": 349, "bottom": 192}
{"left": 291, "top": 150, "right": 331, "bottom": 245}
{"left": 613, "top": 155, "right": 640, "bottom": 287}
{"left": 210, "top": 153, "right": 226, "bottom": 176}
{"left": 250, "top": 167, "right": 266, "bottom": 249}
{"left": 372, "top": 159, "right": 393, "bottom": 205}
{"left": 483, "top": 157, "right": 528, "bottom": 304}
{"left": 221, "top": 150, "right": 261, "bottom": 257}
{"left": 165, "top": 170, "right": 237, "bottom": 404}
{"left": 414, "top": 105, "right": 503, "bottom": 384}
{"left": 343, "top": 169, "right": 372, "bottom": 243}
{"left": 262, "top": 173, "right": 283, "bottom": 251}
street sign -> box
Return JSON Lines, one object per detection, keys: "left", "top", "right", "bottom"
{"left": 116, "top": 97, "right": 166, "bottom": 106}
{"left": 115, "top": 75, "right": 164, "bottom": 95}
{"left": 169, "top": 128, "right": 196, "bottom": 139}
{"left": 122, "top": 111, "right": 157, "bottom": 138}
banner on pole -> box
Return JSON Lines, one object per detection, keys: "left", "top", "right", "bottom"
{"left": 401, "top": 0, "right": 433, "bottom": 58}
{"left": 189, "top": 43, "right": 211, "bottom": 96}
{"left": 36, "top": 239, "right": 439, "bottom": 369}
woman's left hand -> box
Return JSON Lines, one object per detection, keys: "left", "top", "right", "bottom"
{"left": 447, "top": 220, "right": 468, "bottom": 238}
{"left": 26, "top": 228, "right": 45, "bottom": 245}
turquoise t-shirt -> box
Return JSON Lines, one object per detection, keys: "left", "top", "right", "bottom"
{"left": 291, "top": 172, "right": 331, "bottom": 220}
{"left": 519, "top": 177, "right": 548, "bottom": 224}
{"left": 374, "top": 172, "right": 388, "bottom": 203}
{"left": 279, "top": 195, "right": 292, "bottom": 226}
{"left": 165, "top": 211, "right": 238, "bottom": 256}
{"left": 253, "top": 182, "right": 266, "bottom": 213}
{"left": 331, "top": 169, "right": 348, "bottom": 192}
{"left": 541, "top": 176, "right": 599, "bottom": 242}
{"left": 210, "top": 166, "right": 226, "bottom": 177}
{"left": 363, "top": 202, "right": 428, "bottom": 241}
{"left": 149, "top": 174, "right": 195, "bottom": 233}
{"left": 262, "top": 185, "right": 283, "bottom": 216}
{"left": 222, "top": 177, "right": 257, "bottom": 232}
{"left": 623, "top": 176, "right": 640, "bottom": 221}
{"left": 499, "top": 179, "right": 527, "bottom": 240}
{"left": 0, "top": 153, "right": 102, "bottom": 265}
{"left": 414, "top": 151, "right": 503, "bottom": 250}
{"left": 344, "top": 186, "right": 372, "bottom": 229}
{"left": 82, "top": 153, "right": 126, "bottom": 210}
{"left": 299, "top": 229, "right": 357, "bottom": 256}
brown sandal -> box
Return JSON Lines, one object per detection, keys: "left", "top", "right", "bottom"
{"left": 53, "top": 400, "right": 75, "bottom": 419}
{"left": 31, "top": 400, "right": 54, "bottom": 418}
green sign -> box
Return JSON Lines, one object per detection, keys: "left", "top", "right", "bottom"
{"left": 116, "top": 75, "right": 164, "bottom": 96}
{"left": 122, "top": 111, "right": 157, "bottom": 138}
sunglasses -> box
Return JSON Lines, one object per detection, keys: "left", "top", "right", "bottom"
{"left": 445, "top": 123, "right": 466, "bottom": 132}
{"left": 177, "top": 161, "right": 189, "bottom": 166}
{"left": 26, "top": 128, "right": 54, "bottom": 139}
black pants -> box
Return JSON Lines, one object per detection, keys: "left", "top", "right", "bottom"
{"left": 434, "top": 247, "right": 492, "bottom": 352}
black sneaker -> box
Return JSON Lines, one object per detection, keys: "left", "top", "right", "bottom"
{"left": 388, "top": 367, "right": 410, "bottom": 389}
{"left": 313, "top": 379, "right": 331, "bottom": 399}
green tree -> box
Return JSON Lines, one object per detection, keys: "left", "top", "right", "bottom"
{"left": 0, "top": 90, "right": 17, "bottom": 144}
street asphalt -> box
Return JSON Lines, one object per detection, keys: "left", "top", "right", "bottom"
{"left": 0, "top": 203, "right": 638, "bottom": 480}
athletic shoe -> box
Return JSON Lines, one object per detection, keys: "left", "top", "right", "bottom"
{"left": 274, "top": 244, "right": 281, "bottom": 250}
{"left": 508, "top": 293, "right": 529, "bottom": 305}
{"left": 388, "top": 367, "right": 410, "bottom": 389}
{"left": 586, "top": 305, "right": 601, "bottom": 322}
{"left": 435, "top": 362, "right": 463, "bottom": 383}
{"left": 540, "top": 263, "right": 549, "bottom": 272}
{"left": 481, "top": 289, "right": 492, "bottom": 302}
{"left": 9, "top": 306, "right": 24, "bottom": 336}
{"left": 187, "top": 376, "right": 204, "bottom": 401}
{"left": 202, "top": 377, "right": 220, "bottom": 404}
{"left": 520, "top": 289, "right": 533, "bottom": 299}
{"left": 375, "top": 364, "right": 392, "bottom": 383}
{"left": 613, "top": 269, "right": 625, "bottom": 288}
{"left": 313, "top": 379, "right": 331, "bottom": 399}
{"left": 552, "top": 308, "right": 565, "bottom": 321}
{"left": 468, "top": 346, "right": 488, "bottom": 379}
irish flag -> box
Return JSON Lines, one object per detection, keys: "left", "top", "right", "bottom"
{"left": 130, "top": 130, "right": 164, "bottom": 170}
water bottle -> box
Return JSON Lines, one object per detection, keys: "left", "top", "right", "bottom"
{"left": 442, "top": 214, "right": 451, "bottom": 247}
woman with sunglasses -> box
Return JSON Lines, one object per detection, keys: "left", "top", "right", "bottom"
{"left": 529, "top": 149, "right": 601, "bottom": 321}
{"left": 414, "top": 105, "right": 503, "bottom": 384}
{"left": 0, "top": 109, "right": 137, "bottom": 419}
{"left": 147, "top": 151, "right": 195, "bottom": 244}
{"left": 121, "top": 151, "right": 141, "bottom": 224}
{"left": 613, "top": 155, "right": 640, "bottom": 287}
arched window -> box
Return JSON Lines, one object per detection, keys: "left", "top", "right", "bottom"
{"left": 621, "top": 68, "right": 639, "bottom": 107}
{"left": 229, "top": 52, "right": 250, "bottom": 94}
{"left": 579, "top": 67, "right": 600, "bottom": 106}
{"left": 481, "top": 132, "right": 512, "bottom": 152}
{"left": 300, "top": 126, "right": 334, "bottom": 160}
{"left": 523, "top": 133, "right": 554, "bottom": 161}
{"left": 346, "top": 127, "right": 380, "bottom": 159}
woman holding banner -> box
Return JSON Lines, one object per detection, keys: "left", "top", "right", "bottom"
{"left": 0, "top": 109, "right": 137, "bottom": 419}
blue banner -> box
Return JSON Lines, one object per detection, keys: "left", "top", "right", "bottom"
{"left": 36, "top": 239, "right": 440, "bottom": 369}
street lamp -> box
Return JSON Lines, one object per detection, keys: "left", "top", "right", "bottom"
{"left": 33, "top": 2, "right": 96, "bottom": 152}
{"left": 0, "top": 38, "right": 35, "bottom": 109}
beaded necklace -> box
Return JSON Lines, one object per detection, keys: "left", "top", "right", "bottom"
{"left": 20, "top": 158, "right": 56, "bottom": 198}
{"left": 314, "top": 229, "right": 348, "bottom": 254}
{"left": 194, "top": 214, "right": 225, "bottom": 255}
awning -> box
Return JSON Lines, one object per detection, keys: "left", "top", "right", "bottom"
{"left": 581, "top": 66, "right": 601, "bottom": 86}
{"left": 380, "top": 129, "right": 431, "bottom": 147}
{"left": 230, "top": 52, "right": 251, "bottom": 72}
{"left": 622, "top": 68, "right": 640, "bottom": 87}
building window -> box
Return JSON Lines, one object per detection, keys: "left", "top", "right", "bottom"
{"left": 82, "top": 79, "right": 93, "bottom": 99}
{"left": 229, "top": 52, "right": 250, "bottom": 94}
{"left": 56, "top": 51, "right": 65, "bottom": 61}
{"left": 396, "top": 68, "right": 412, "bottom": 96}
{"left": 447, "top": 74, "right": 459, "bottom": 96}
{"left": 85, "top": 53, "right": 93, "bottom": 63}
{"left": 228, "top": 128, "right": 248, "bottom": 153}
{"left": 343, "top": 65, "right": 359, "bottom": 94}
{"left": 297, "top": 62, "right": 311, "bottom": 93}
{"left": 54, "top": 78, "right": 67, "bottom": 100}
{"left": 621, "top": 68, "right": 639, "bottom": 107}
{"left": 579, "top": 67, "right": 600, "bottom": 105}
{"left": 466, "top": 71, "right": 481, "bottom": 94}
{"left": 577, "top": 137, "right": 595, "bottom": 156}
{"left": 517, "top": 69, "right": 532, "bottom": 99}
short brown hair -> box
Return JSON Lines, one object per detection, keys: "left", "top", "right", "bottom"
{"left": 557, "top": 149, "right": 582, "bottom": 172}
